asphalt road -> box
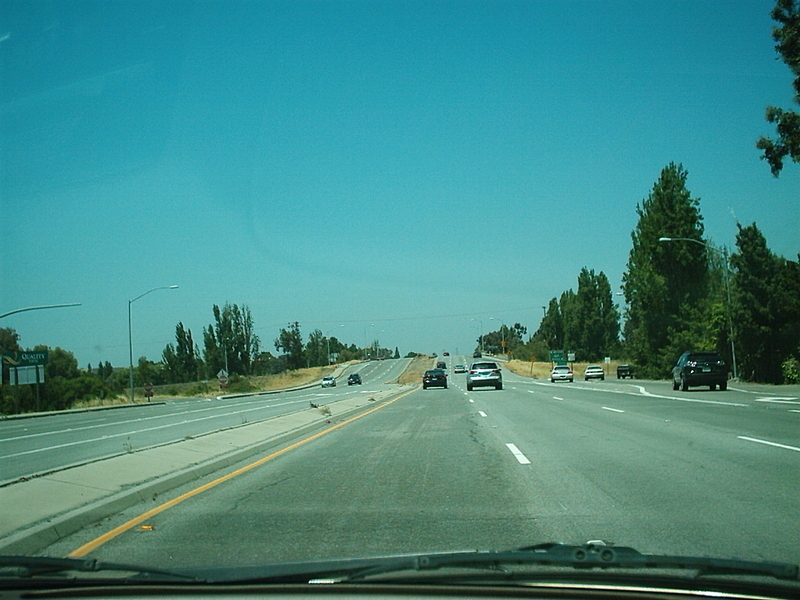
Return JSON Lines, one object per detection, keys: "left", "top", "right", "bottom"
{"left": 0, "top": 359, "right": 410, "bottom": 484}
{"left": 36, "top": 356, "right": 800, "bottom": 569}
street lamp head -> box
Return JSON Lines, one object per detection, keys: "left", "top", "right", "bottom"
{"left": 658, "top": 237, "right": 672, "bottom": 242}
{"left": 168, "top": 285, "right": 179, "bottom": 289}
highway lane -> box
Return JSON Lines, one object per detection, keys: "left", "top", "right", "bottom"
{"left": 41, "top": 355, "right": 800, "bottom": 567}
{"left": 0, "top": 359, "right": 410, "bottom": 484}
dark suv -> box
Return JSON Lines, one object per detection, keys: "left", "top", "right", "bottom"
{"left": 347, "top": 373, "right": 362, "bottom": 385}
{"left": 672, "top": 351, "right": 728, "bottom": 391}
{"left": 422, "top": 369, "right": 448, "bottom": 389}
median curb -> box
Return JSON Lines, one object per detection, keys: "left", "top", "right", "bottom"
{"left": 0, "top": 384, "right": 413, "bottom": 556}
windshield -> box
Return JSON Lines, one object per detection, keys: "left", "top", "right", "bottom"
{"left": 2, "top": 0, "right": 799, "bottom": 588}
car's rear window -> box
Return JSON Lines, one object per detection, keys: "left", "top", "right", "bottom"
{"left": 472, "top": 363, "right": 498, "bottom": 369}
{"left": 425, "top": 370, "right": 444, "bottom": 376}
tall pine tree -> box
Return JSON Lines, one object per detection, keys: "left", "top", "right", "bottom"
{"left": 622, "top": 163, "right": 708, "bottom": 377}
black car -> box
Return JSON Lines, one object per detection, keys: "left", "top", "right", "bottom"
{"left": 672, "top": 351, "right": 728, "bottom": 391}
{"left": 422, "top": 369, "right": 448, "bottom": 389}
{"left": 347, "top": 373, "right": 362, "bottom": 385}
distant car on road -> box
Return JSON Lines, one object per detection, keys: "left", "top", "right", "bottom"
{"left": 472, "top": 351, "right": 482, "bottom": 358}
{"left": 321, "top": 376, "right": 336, "bottom": 388}
{"left": 443, "top": 352, "right": 450, "bottom": 356}
{"left": 616, "top": 364, "right": 633, "bottom": 379}
{"left": 436, "top": 361, "right": 446, "bottom": 369}
{"left": 422, "top": 369, "right": 448, "bottom": 389}
{"left": 584, "top": 365, "right": 605, "bottom": 380}
{"left": 453, "top": 364, "right": 467, "bottom": 373}
{"left": 672, "top": 351, "right": 728, "bottom": 391}
{"left": 550, "top": 365, "right": 573, "bottom": 383}
{"left": 467, "top": 361, "right": 502, "bottom": 391}
{"left": 347, "top": 373, "right": 362, "bottom": 385}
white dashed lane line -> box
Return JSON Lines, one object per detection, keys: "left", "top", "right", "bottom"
{"left": 602, "top": 406, "right": 625, "bottom": 413}
{"left": 506, "top": 443, "right": 531, "bottom": 464}
{"left": 478, "top": 411, "right": 487, "bottom": 417}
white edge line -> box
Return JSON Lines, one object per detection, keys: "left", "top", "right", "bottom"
{"left": 738, "top": 436, "right": 800, "bottom": 452}
{"left": 602, "top": 406, "right": 625, "bottom": 413}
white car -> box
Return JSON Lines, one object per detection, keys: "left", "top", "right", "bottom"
{"left": 550, "top": 365, "right": 574, "bottom": 383}
{"left": 584, "top": 365, "right": 605, "bottom": 380}
{"left": 320, "top": 376, "right": 336, "bottom": 388}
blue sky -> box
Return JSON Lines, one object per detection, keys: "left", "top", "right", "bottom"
{"left": 2, "top": 0, "right": 798, "bottom": 368}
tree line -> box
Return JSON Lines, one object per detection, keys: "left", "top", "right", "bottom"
{"left": 475, "top": 162, "right": 799, "bottom": 383}
{"left": 0, "top": 310, "right": 400, "bottom": 414}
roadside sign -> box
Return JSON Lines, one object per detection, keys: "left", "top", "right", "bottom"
{"left": 9, "top": 365, "right": 45, "bottom": 385}
{"left": 217, "top": 369, "right": 229, "bottom": 390}
{"left": 549, "top": 350, "right": 565, "bottom": 363}
{"left": 144, "top": 382, "right": 154, "bottom": 398}
{"left": 2, "top": 350, "right": 49, "bottom": 367}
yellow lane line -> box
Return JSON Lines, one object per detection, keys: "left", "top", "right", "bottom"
{"left": 68, "top": 386, "right": 420, "bottom": 557}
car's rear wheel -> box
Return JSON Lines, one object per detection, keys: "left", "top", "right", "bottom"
{"left": 467, "top": 384, "right": 473, "bottom": 391}
{"left": 681, "top": 377, "right": 688, "bottom": 391}
{"left": 710, "top": 384, "right": 716, "bottom": 391}
{"left": 672, "top": 379, "right": 679, "bottom": 390}
{"left": 720, "top": 380, "right": 727, "bottom": 391}
{"left": 495, "top": 383, "right": 502, "bottom": 390}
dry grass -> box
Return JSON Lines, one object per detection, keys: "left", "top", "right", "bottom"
{"left": 72, "top": 394, "right": 132, "bottom": 409}
{"left": 398, "top": 355, "right": 434, "bottom": 385}
{"left": 504, "top": 359, "right": 624, "bottom": 379}
{"left": 248, "top": 365, "right": 336, "bottom": 391}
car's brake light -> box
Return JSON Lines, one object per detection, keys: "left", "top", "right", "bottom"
{"left": 492, "top": 369, "right": 500, "bottom": 374}
{"left": 469, "top": 370, "right": 476, "bottom": 374}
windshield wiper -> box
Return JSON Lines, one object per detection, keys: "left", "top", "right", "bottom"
{"left": 341, "top": 542, "right": 799, "bottom": 582}
{"left": 185, "top": 542, "right": 799, "bottom": 584}
{"left": 0, "top": 555, "right": 201, "bottom": 582}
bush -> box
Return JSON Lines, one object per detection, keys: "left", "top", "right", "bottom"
{"left": 782, "top": 356, "right": 800, "bottom": 384}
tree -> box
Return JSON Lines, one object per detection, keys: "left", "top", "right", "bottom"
{"left": 0, "top": 328, "right": 22, "bottom": 387}
{"left": 163, "top": 322, "right": 202, "bottom": 383}
{"left": 731, "top": 223, "right": 800, "bottom": 382}
{"left": 622, "top": 163, "right": 708, "bottom": 377}
{"left": 569, "top": 269, "right": 620, "bottom": 360}
{"left": 275, "top": 322, "right": 305, "bottom": 370}
{"left": 202, "top": 303, "right": 260, "bottom": 376}
{"left": 757, "top": 0, "right": 800, "bottom": 175}
{"left": 536, "top": 298, "right": 564, "bottom": 352}
{"left": 305, "top": 329, "right": 327, "bottom": 367}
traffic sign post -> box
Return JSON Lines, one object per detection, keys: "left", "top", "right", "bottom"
{"left": 144, "top": 382, "right": 154, "bottom": 401}
{"left": 217, "top": 369, "right": 229, "bottom": 390}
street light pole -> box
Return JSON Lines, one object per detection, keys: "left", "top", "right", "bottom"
{"left": 0, "top": 302, "right": 82, "bottom": 320}
{"left": 128, "top": 285, "right": 178, "bottom": 403}
{"left": 658, "top": 237, "right": 738, "bottom": 379}
{"left": 471, "top": 319, "right": 484, "bottom": 353}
